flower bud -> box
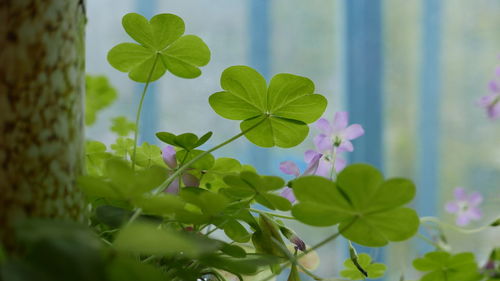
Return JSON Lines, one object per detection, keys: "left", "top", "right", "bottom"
{"left": 279, "top": 226, "right": 306, "bottom": 252}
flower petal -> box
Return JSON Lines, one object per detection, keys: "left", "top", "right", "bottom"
{"left": 489, "top": 80, "right": 499, "bottom": 92}
{"left": 281, "top": 187, "right": 296, "bottom": 203}
{"left": 477, "top": 94, "right": 496, "bottom": 108}
{"left": 456, "top": 214, "right": 471, "bottom": 226}
{"left": 453, "top": 187, "right": 467, "bottom": 201}
{"left": 315, "top": 158, "right": 333, "bottom": 178}
{"left": 304, "top": 149, "right": 321, "bottom": 163}
{"left": 162, "top": 146, "right": 177, "bottom": 169}
{"left": 445, "top": 202, "right": 459, "bottom": 214}
{"left": 487, "top": 101, "right": 500, "bottom": 120}
{"left": 335, "top": 157, "right": 347, "bottom": 172}
{"left": 183, "top": 173, "right": 199, "bottom": 187}
{"left": 466, "top": 207, "right": 482, "bottom": 220}
{"left": 332, "top": 111, "right": 349, "bottom": 131}
{"left": 165, "top": 177, "right": 180, "bottom": 194}
{"left": 315, "top": 118, "right": 333, "bottom": 135}
{"left": 343, "top": 124, "right": 365, "bottom": 140}
{"left": 314, "top": 134, "right": 333, "bottom": 153}
{"left": 337, "top": 140, "right": 354, "bottom": 152}
{"left": 303, "top": 152, "right": 322, "bottom": 175}
{"left": 280, "top": 161, "right": 301, "bottom": 177}
{"left": 468, "top": 192, "right": 483, "bottom": 206}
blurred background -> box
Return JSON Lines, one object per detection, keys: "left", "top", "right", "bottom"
{"left": 86, "top": 0, "right": 500, "bottom": 280}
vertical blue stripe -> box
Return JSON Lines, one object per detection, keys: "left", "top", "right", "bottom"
{"left": 417, "top": 0, "right": 442, "bottom": 253}
{"left": 344, "top": 0, "right": 385, "bottom": 278}
{"left": 136, "top": 0, "right": 158, "bottom": 145}
{"left": 247, "top": 0, "right": 271, "bottom": 173}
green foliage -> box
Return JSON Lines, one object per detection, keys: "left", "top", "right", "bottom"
{"left": 107, "top": 13, "right": 210, "bottom": 82}
{"left": 111, "top": 116, "right": 136, "bottom": 136}
{"left": 291, "top": 164, "right": 419, "bottom": 246}
{"left": 132, "top": 142, "right": 164, "bottom": 167}
{"left": 340, "top": 253, "right": 386, "bottom": 280}
{"left": 222, "top": 171, "right": 292, "bottom": 211}
{"left": 78, "top": 158, "right": 167, "bottom": 201}
{"left": 85, "top": 75, "right": 117, "bottom": 126}
{"left": 85, "top": 140, "right": 113, "bottom": 176}
{"left": 209, "top": 66, "right": 327, "bottom": 148}
{"left": 200, "top": 157, "right": 243, "bottom": 191}
{"left": 110, "top": 137, "right": 134, "bottom": 158}
{"left": 413, "top": 251, "right": 481, "bottom": 281}
{"left": 156, "top": 131, "right": 212, "bottom": 151}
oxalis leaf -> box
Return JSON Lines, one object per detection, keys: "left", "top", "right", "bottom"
{"left": 340, "top": 253, "right": 386, "bottom": 280}
{"left": 413, "top": 251, "right": 482, "bottom": 281}
{"left": 209, "top": 66, "right": 327, "bottom": 148}
{"left": 291, "top": 164, "right": 419, "bottom": 247}
{"left": 108, "top": 13, "right": 210, "bottom": 82}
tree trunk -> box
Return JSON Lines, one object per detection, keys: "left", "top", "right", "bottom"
{"left": 0, "top": 0, "right": 86, "bottom": 250}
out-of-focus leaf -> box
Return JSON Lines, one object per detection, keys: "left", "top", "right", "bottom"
{"left": 85, "top": 75, "right": 117, "bottom": 126}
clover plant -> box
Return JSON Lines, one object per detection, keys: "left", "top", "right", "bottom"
{"left": 1, "top": 11, "right": 499, "bottom": 281}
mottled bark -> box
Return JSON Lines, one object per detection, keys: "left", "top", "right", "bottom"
{"left": 0, "top": 0, "right": 86, "bottom": 249}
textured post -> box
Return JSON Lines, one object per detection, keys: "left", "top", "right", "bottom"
{"left": 0, "top": 0, "right": 86, "bottom": 249}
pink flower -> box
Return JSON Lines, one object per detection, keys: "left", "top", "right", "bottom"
{"left": 314, "top": 112, "right": 364, "bottom": 153}
{"left": 477, "top": 67, "right": 500, "bottom": 120}
{"left": 445, "top": 187, "right": 483, "bottom": 226}
{"left": 279, "top": 150, "right": 346, "bottom": 203}
{"left": 161, "top": 146, "right": 199, "bottom": 194}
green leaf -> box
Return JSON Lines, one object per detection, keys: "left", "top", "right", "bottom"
{"left": 110, "top": 116, "right": 136, "bottom": 136}
{"left": 133, "top": 193, "right": 185, "bottom": 216}
{"left": 85, "top": 140, "right": 112, "bottom": 176}
{"left": 114, "top": 222, "right": 200, "bottom": 257}
{"left": 176, "top": 149, "right": 215, "bottom": 170}
{"left": 223, "top": 171, "right": 290, "bottom": 211}
{"left": 85, "top": 75, "right": 117, "bottom": 126}
{"left": 110, "top": 137, "right": 134, "bottom": 158}
{"left": 209, "top": 66, "right": 327, "bottom": 148}
{"left": 106, "top": 256, "right": 168, "bottom": 281}
{"left": 108, "top": 13, "right": 210, "bottom": 82}
{"left": 220, "top": 243, "right": 247, "bottom": 258}
{"left": 340, "top": 253, "right": 386, "bottom": 280}
{"left": 200, "top": 157, "right": 242, "bottom": 191}
{"left": 156, "top": 131, "right": 213, "bottom": 151}
{"left": 95, "top": 205, "right": 133, "bottom": 228}
{"left": 413, "top": 251, "right": 482, "bottom": 281}
{"left": 132, "top": 142, "right": 164, "bottom": 167}
{"left": 223, "top": 219, "right": 251, "bottom": 243}
{"left": 291, "top": 164, "right": 419, "bottom": 247}
{"left": 78, "top": 159, "right": 167, "bottom": 200}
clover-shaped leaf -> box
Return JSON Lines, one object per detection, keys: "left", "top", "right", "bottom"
{"left": 108, "top": 13, "right": 210, "bottom": 82}
{"left": 111, "top": 116, "right": 136, "bottom": 136}
{"left": 413, "top": 252, "right": 481, "bottom": 281}
{"left": 85, "top": 75, "right": 117, "bottom": 126}
{"left": 222, "top": 171, "right": 291, "bottom": 211}
{"left": 291, "top": 164, "right": 419, "bottom": 247}
{"left": 85, "top": 140, "right": 112, "bottom": 176}
{"left": 209, "top": 66, "right": 327, "bottom": 148}
{"left": 156, "top": 131, "right": 212, "bottom": 151}
{"left": 340, "top": 253, "right": 386, "bottom": 280}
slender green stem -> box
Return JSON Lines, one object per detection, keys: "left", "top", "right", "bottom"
{"left": 259, "top": 217, "right": 358, "bottom": 281}
{"left": 131, "top": 53, "right": 159, "bottom": 170}
{"left": 126, "top": 207, "right": 143, "bottom": 226}
{"left": 249, "top": 208, "right": 296, "bottom": 220}
{"left": 154, "top": 117, "right": 267, "bottom": 194}
{"left": 329, "top": 145, "right": 338, "bottom": 180}
{"left": 415, "top": 233, "right": 447, "bottom": 251}
{"left": 420, "top": 216, "right": 491, "bottom": 234}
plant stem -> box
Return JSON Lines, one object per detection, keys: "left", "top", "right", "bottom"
{"left": 259, "top": 217, "right": 358, "bottom": 281}
{"left": 131, "top": 53, "right": 159, "bottom": 170}
{"left": 249, "top": 208, "right": 296, "bottom": 220}
{"left": 415, "top": 233, "right": 446, "bottom": 251}
{"left": 154, "top": 117, "right": 267, "bottom": 194}
{"left": 420, "top": 216, "right": 490, "bottom": 234}
{"left": 329, "top": 145, "right": 338, "bottom": 180}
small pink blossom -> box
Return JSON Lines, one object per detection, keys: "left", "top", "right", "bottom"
{"left": 477, "top": 67, "right": 500, "bottom": 120}
{"left": 161, "top": 146, "right": 199, "bottom": 194}
{"left": 445, "top": 187, "right": 483, "bottom": 226}
{"left": 314, "top": 112, "right": 364, "bottom": 153}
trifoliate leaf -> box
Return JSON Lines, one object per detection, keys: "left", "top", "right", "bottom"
{"left": 110, "top": 137, "right": 134, "bottom": 158}
{"left": 156, "top": 131, "right": 213, "bottom": 151}
{"left": 132, "top": 142, "right": 164, "bottom": 168}
{"left": 200, "top": 157, "right": 242, "bottom": 191}
{"left": 110, "top": 116, "right": 136, "bottom": 137}
{"left": 85, "top": 75, "right": 117, "bottom": 126}
{"left": 222, "top": 171, "right": 291, "bottom": 211}
{"left": 223, "top": 219, "right": 251, "bottom": 243}
{"left": 209, "top": 66, "right": 327, "bottom": 148}
{"left": 291, "top": 164, "right": 419, "bottom": 247}
{"left": 340, "top": 253, "right": 386, "bottom": 280}
{"left": 85, "top": 140, "right": 112, "bottom": 176}
{"left": 108, "top": 13, "right": 210, "bottom": 82}
{"left": 413, "top": 251, "right": 481, "bottom": 281}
